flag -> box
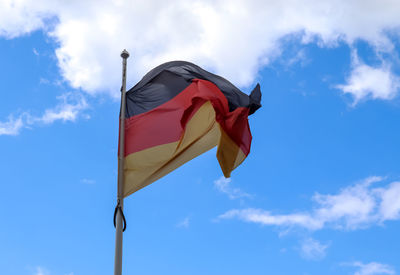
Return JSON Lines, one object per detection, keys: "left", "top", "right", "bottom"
{"left": 122, "top": 61, "right": 261, "bottom": 197}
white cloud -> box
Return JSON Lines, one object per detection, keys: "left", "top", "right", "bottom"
{"left": 32, "top": 266, "right": 73, "bottom": 275}
{"left": 336, "top": 51, "right": 400, "bottom": 104}
{"left": 218, "top": 176, "right": 400, "bottom": 231}
{"left": 81, "top": 178, "right": 95, "bottom": 184}
{"left": 34, "top": 93, "right": 88, "bottom": 124}
{"left": 312, "top": 176, "right": 381, "bottom": 230}
{"left": 300, "top": 238, "right": 329, "bottom": 260}
{"left": 0, "top": 0, "right": 54, "bottom": 38}
{"left": 0, "top": 92, "right": 88, "bottom": 136}
{"left": 176, "top": 217, "right": 190, "bottom": 228}
{"left": 1, "top": 0, "right": 400, "bottom": 100}
{"left": 219, "top": 208, "right": 322, "bottom": 230}
{"left": 0, "top": 115, "right": 24, "bottom": 136}
{"left": 283, "top": 48, "right": 309, "bottom": 68}
{"left": 377, "top": 181, "right": 400, "bottom": 220}
{"left": 34, "top": 266, "right": 48, "bottom": 275}
{"left": 214, "top": 176, "right": 251, "bottom": 200}
{"left": 351, "top": 261, "right": 395, "bottom": 275}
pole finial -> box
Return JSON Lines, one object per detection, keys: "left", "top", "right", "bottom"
{"left": 121, "top": 49, "right": 130, "bottom": 59}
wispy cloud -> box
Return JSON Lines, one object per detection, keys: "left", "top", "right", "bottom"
{"left": 81, "top": 178, "right": 95, "bottom": 185}
{"left": 0, "top": 92, "right": 88, "bottom": 136}
{"left": 336, "top": 50, "right": 400, "bottom": 104}
{"left": 0, "top": 115, "right": 24, "bottom": 136}
{"left": 34, "top": 266, "right": 48, "bottom": 275}
{"left": 218, "top": 176, "right": 400, "bottom": 231}
{"left": 30, "top": 92, "right": 89, "bottom": 125}
{"left": 300, "top": 238, "right": 329, "bottom": 260}
{"left": 176, "top": 217, "right": 190, "bottom": 229}
{"left": 285, "top": 48, "right": 309, "bottom": 68}
{"left": 214, "top": 177, "right": 251, "bottom": 200}
{"left": 219, "top": 208, "right": 322, "bottom": 230}
{"left": 349, "top": 261, "right": 395, "bottom": 275}
{"left": 378, "top": 181, "right": 400, "bottom": 220}
{"left": 33, "top": 266, "right": 73, "bottom": 275}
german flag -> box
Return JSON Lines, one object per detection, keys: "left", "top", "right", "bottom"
{"left": 122, "top": 61, "right": 261, "bottom": 197}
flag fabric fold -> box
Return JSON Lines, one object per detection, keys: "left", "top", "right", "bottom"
{"left": 122, "top": 61, "right": 261, "bottom": 197}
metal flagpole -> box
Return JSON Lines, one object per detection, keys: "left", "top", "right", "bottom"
{"left": 114, "top": 49, "right": 129, "bottom": 275}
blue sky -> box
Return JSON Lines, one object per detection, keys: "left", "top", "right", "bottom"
{"left": 1, "top": 1, "right": 400, "bottom": 275}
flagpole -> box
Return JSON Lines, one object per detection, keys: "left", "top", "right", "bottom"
{"left": 114, "top": 49, "right": 129, "bottom": 275}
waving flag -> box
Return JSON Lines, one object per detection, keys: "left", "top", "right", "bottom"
{"left": 122, "top": 61, "right": 261, "bottom": 197}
